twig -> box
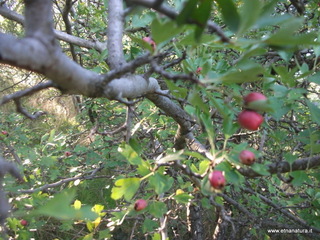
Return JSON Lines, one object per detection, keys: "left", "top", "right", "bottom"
{"left": 0, "top": 80, "right": 56, "bottom": 105}
{"left": 242, "top": 186, "right": 320, "bottom": 233}
{"left": 127, "top": 0, "right": 230, "bottom": 43}
{"left": 151, "top": 60, "right": 204, "bottom": 86}
{"left": 19, "top": 165, "right": 106, "bottom": 194}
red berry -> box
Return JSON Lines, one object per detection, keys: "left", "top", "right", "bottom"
{"left": 64, "top": 151, "right": 72, "bottom": 157}
{"left": 196, "top": 67, "right": 202, "bottom": 74}
{"left": 244, "top": 92, "right": 267, "bottom": 104}
{"left": 238, "top": 110, "right": 264, "bottom": 131}
{"left": 134, "top": 199, "right": 148, "bottom": 211}
{"left": 239, "top": 150, "right": 256, "bottom": 166}
{"left": 1, "top": 130, "right": 8, "bottom": 136}
{"left": 208, "top": 171, "right": 226, "bottom": 190}
{"left": 20, "top": 219, "right": 28, "bottom": 226}
{"left": 142, "top": 37, "right": 156, "bottom": 50}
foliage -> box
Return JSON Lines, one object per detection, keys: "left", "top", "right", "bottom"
{"left": 1, "top": 0, "right": 320, "bottom": 239}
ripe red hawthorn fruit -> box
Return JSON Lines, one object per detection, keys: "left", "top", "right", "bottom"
{"left": 208, "top": 170, "right": 226, "bottom": 190}
{"left": 64, "top": 151, "right": 72, "bottom": 157}
{"left": 1, "top": 130, "right": 8, "bottom": 136}
{"left": 142, "top": 37, "right": 156, "bottom": 50}
{"left": 238, "top": 110, "right": 264, "bottom": 131}
{"left": 20, "top": 219, "right": 28, "bottom": 226}
{"left": 134, "top": 199, "right": 148, "bottom": 211}
{"left": 243, "top": 92, "right": 267, "bottom": 105}
{"left": 239, "top": 150, "right": 256, "bottom": 166}
{"left": 196, "top": 67, "right": 202, "bottom": 74}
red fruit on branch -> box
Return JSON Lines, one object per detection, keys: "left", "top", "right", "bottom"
{"left": 20, "top": 219, "right": 28, "bottom": 226}
{"left": 1, "top": 130, "right": 8, "bottom": 136}
{"left": 64, "top": 151, "right": 72, "bottom": 157}
{"left": 134, "top": 199, "right": 148, "bottom": 211}
{"left": 244, "top": 92, "right": 267, "bottom": 104}
{"left": 239, "top": 150, "right": 256, "bottom": 166}
{"left": 196, "top": 67, "right": 202, "bottom": 74}
{"left": 208, "top": 170, "right": 226, "bottom": 190}
{"left": 238, "top": 110, "right": 263, "bottom": 131}
{"left": 142, "top": 37, "right": 156, "bottom": 50}
{"left": 243, "top": 92, "right": 270, "bottom": 112}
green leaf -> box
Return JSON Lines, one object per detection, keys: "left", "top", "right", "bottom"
{"left": 290, "top": 171, "right": 311, "bottom": 187}
{"left": 188, "top": 89, "right": 210, "bottom": 115}
{"left": 149, "top": 173, "right": 174, "bottom": 195}
{"left": 214, "top": 0, "right": 240, "bottom": 32}
{"left": 307, "top": 101, "right": 320, "bottom": 125}
{"left": 218, "top": 64, "right": 264, "bottom": 84}
{"left": 149, "top": 201, "right": 167, "bottom": 218}
{"left": 118, "top": 143, "right": 143, "bottom": 165}
{"left": 308, "top": 71, "right": 320, "bottom": 85}
{"left": 173, "top": 192, "right": 194, "bottom": 204}
{"left": 273, "top": 65, "right": 296, "bottom": 87}
{"left": 251, "top": 163, "right": 270, "bottom": 176}
{"left": 152, "top": 233, "right": 162, "bottom": 240}
{"left": 151, "top": 19, "right": 183, "bottom": 43}
{"left": 156, "top": 150, "right": 184, "bottom": 164}
{"left": 176, "top": 0, "right": 198, "bottom": 25}
{"left": 34, "top": 189, "right": 97, "bottom": 221}
{"left": 264, "top": 18, "right": 317, "bottom": 48}
{"left": 237, "top": 0, "right": 262, "bottom": 35}
{"left": 142, "top": 219, "right": 159, "bottom": 233}
{"left": 192, "top": 0, "right": 212, "bottom": 39}
{"left": 215, "top": 161, "right": 245, "bottom": 185}
{"left": 111, "top": 178, "right": 140, "bottom": 201}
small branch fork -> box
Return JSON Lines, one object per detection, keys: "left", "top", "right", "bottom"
{"left": 0, "top": 80, "right": 56, "bottom": 119}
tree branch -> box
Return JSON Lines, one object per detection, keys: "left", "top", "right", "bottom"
{"left": 239, "top": 154, "right": 320, "bottom": 178}
{"left": 0, "top": 3, "right": 107, "bottom": 52}
{"left": 107, "top": 0, "right": 126, "bottom": 69}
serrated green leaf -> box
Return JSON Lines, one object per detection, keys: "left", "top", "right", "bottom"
{"left": 215, "top": 0, "right": 240, "bottom": 32}
{"left": 188, "top": 89, "right": 210, "bottom": 115}
{"left": 156, "top": 150, "right": 184, "bottom": 164}
{"left": 149, "top": 201, "right": 167, "bottom": 218}
{"left": 173, "top": 193, "right": 194, "bottom": 204}
{"left": 111, "top": 178, "right": 140, "bottom": 201}
{"left": 34, "top": 189, "right": 97, "bottom": 221}
{"left": 149, "top": 173, "right": 174, "bottom": 195}
{"left": 218, "top": 65, "right": 264, "bottom": 84}
{"left": 192, "top": 0, "right": 212, "bottom": 40}
{"left": 151, "top": 19, "right": 183, "bottom": 43}
{"left": 176, "top": 0, "right": 198, "bottom": 25}
{"left": 251, "top": 163, "right": 270, "bottom": 176}
{"left": 290, "top": 171, "right": 311, "bottom": 187}
{"left": 118, "top": 143, "right": 143, "bottom": 165}
{"left": 237, "top": 0, "right": 262, "bottom": 35}
{"left": 307, "top": 101, "right": 320, "bottom": 125}
{"left": 142, "top": 219, "right": 159, "bottom": 233}
{"left": 308, "top": 71, "right": 320, "bottom": 85}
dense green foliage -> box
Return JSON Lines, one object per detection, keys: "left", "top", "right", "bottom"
{"left": 1, "top": 0, "right": 320, "bottom": 239}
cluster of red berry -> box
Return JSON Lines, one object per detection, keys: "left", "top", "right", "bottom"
{"left": 208, "top": 92, "right": 268, "bottom": 190}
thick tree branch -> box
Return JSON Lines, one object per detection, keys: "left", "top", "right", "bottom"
{"left": 24, "top": 0, "right": 55, "bottom": 44}
{"left": 0, "top": 3, "right": 107, "bottom": 52}
{"left": 239, "top": 154, "right": 320, "bottom": 178}
{"left": 107, "top": 0, "right": 126, "bottom": 69}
